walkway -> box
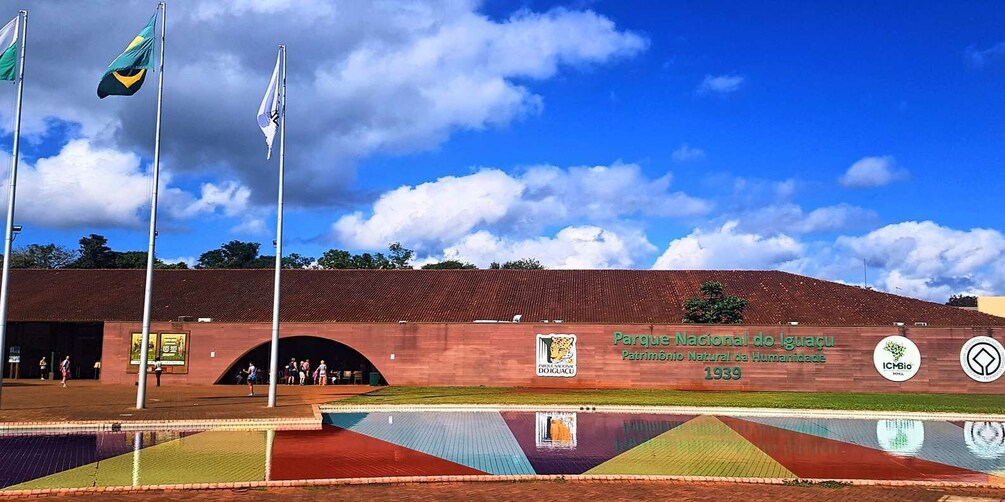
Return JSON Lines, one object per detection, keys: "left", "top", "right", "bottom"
{"left": 9, "top": 480, "right": 1005, "bottom": 501}
{"left": 0, "top": 380, "right": 371, "bottom": 423}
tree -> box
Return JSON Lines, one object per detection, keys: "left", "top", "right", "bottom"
{"left": 946, "top": 294, "right": 978, "bottom": 308}
{"left": 317, "top": 243, "right": 415, "bottom": 269}
{"left": 352, "top": 252, "right": 386, "bottom": 269}
{"left": 255, "top": 253, "right": 316, "bottom": 269}
{"left": 387, "top": 242, "right": 414, "bottom": 269}
{"left": 283, "top": 253, "right": 315, "bottom": 269}
{"left": 8, "top": 244, "right": 78, "bottom": 269}
{"left": 196, "top": 241, "right": 262, "bottom": 269}
{"left": 114, "top": 251, "right": 189, "bottom": 269}
{"left": 71, "top": 234, "right": 117, "bottom": 268}
{"left": 317, "top": 249, "right": 353, "bottom": 269}
{"left": 490, "top": 258, "right": 544, "bottom": 270}
{"left": 683, "top": 281, "right": 748, "bottom": 324}
{"left": 422, "top": 260, "right": 477, "bottom": 270}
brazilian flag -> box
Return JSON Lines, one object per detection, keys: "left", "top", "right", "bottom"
{"left": 97, "top": 13, "right": 156, "bottom": 98}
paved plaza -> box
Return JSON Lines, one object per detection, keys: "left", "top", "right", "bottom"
{"left": 0, "top": 379, "right": 370, "bottom": 423}
{"left": 6, "top": 480, "right": 1005, "bottom": 501}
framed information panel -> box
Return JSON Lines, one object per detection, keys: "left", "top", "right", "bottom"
{"left": 127, "top": 332, "right": 190, "bottom": 374}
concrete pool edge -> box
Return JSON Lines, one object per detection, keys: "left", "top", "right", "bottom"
{"left": 319, "top": 403, "right": 1005, "bottom": 422}
{"left": 0, "top": 405, "right": 324, "bottom": 433}
{"left": 4, "top": 403, "right": 1003, "bottom": 432}
{"left": 0, "top": 418, "right": 321, "bottom": 433}
{"left": 1, "top": 474, "right": 1003, "bottom": 497}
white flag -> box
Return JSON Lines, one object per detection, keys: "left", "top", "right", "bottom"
{"left": 257, "top": 50, "right": 282, "bottom": 159}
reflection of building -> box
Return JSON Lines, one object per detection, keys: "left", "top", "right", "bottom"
{"left": 2, "top": 269, "right": 1005, "bottom": 392}
{"left": 979, "top": 297, "right": 1005, "bottom": 318}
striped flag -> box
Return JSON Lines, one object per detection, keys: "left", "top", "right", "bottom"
{"left": 0, "top": 16, "right": 17, "bottom": 81}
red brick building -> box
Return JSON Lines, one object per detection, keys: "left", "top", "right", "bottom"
{"left": 5, "top": 269, "right": 1004, "bottom": 393}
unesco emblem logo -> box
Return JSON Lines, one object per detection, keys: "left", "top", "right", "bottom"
{"left": 960, "top": 336, "right": 1005, "bottom": 383}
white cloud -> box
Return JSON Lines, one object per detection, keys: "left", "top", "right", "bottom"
{"left": 671, "top": 144, "right": 706, "bottom": 162}
{"left": 11, "top": 139, "right": 153, "bottom": 228}
{"left": 334, "top": 169, "right": 525, "bottom": 249}
{"left": 2, "top": 1, "right": 648, "bottom": 207}
{"left": 517, "top": 163, "right": 710, "bottom": 222}
{"left": 967, "top": 42, "right": 1005, "bottom": 68}
{"left": 191, "top": 0, "right": 333, "bottom": 21}
{"left": 435, "top": 226, "right": 656, "bottom": 269}
{"left": 838, "top": 155, "right": 908, "bottom": 188}
{"left": 652, "top": 221, "right": 804, "bottom": 270}
{"left": 835, "top": 221, "right": 1005, "bottom": 300}
{"left": 332, "top": 163, "right": 710, "bottom": 249}
{"left": 733, "top": 203, "right": 879, "bottom": 235}
{"left": 0, "top": 139, "right": 253, "bottom": 229}
{"left": 697, "top": 74, "right": 744, "bottom": 95}
{"left": 164, "top": 181, "right": 252, "bottom": 219}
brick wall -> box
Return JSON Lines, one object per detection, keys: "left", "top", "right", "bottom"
{"left": 102, "top": 322, "right": 1005, "bottom": 394}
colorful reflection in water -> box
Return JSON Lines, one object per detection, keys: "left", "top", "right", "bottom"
{"left": 2, "top": 412, "right": 1005, "bottom": 490}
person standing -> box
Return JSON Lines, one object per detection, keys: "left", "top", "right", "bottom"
{"left": 93, "top": 360, "right": 101, "bottom": 380}
{"left": 243, "top": 362, "right": 257, "bottom": 396}
{"left": 60, "top": 356, "right": 70, "bottom": 388}
{"left": 317, "top": 360, "right": 328, "bottom": 386}
{"left": 299, "top": 359, "right": 310, "bottom": 385}
{"left": 287, "top": 357, "right": 297, "bottom": 385}
{"left": 39, "top": 356, "right": 47, "bottom": 380}
{"left": 153, "top": 357, "right": 163, "bottom": 387}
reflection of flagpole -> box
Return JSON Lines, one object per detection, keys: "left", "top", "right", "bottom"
{"left": 0, "top": 10, "right": 27, "bottom": 410}
{"left": 265, "top": 428, "right": 275, "bottom": 481}
{"left": 136, "top": 2, "right": 166, "bottom": 409}
{"left": 132, "top": 432, "right": 142, "bottom": 486}
{"left": 267, "top": 45, "right": 286, "bottom": 408}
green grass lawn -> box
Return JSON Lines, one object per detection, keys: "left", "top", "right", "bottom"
{"left": 337, "top": 386, "right": 1005, "bottom": 414}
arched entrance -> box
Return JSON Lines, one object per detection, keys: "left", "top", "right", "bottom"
{"left": 217, "top": 336, "right": 379, "bottom": 385}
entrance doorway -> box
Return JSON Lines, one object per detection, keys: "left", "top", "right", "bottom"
{"left": 1, "top": 322, "right": 103, "bottom": 380}
{"left": 217, "top": 336, "right": 378, "bottom": 385}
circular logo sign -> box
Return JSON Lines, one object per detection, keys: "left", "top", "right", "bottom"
{"left": 960, "top": 336, "right": 1005, "bottom": 383}
{"left": 873, "top": 335, "right": 921, "bottom": 382}
{"left": 964, "top": 422, "right": 1005, "bottom": 460}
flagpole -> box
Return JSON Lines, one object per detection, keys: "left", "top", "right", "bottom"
{"left": 0, "top": 10, "right": 27, "bottom": 410}
{"left": 267, "top": 45, "right": 286, "bottom": 408}
{"left": 136, "top": 2, "right": 166, "bottom": 410}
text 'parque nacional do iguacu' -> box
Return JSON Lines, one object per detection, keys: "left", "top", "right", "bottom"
{"left": 613, "top": 331, "right": 834, "bottom": 381}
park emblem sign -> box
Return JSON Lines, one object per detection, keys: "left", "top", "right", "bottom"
{"left": 536, "top": 333, "right": 577, "bottom": 377}
{"left": 960, "top": 336, "right": 1005, "bottom": 383}
{"left": 873, "top": 335, "right": 921, "bottom": 382}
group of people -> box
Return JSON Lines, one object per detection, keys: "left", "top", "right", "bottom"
{"left": 284, "top": 358, "right": 331, "bottom": 386}
{"left": 240, "top": 357, "right": 346, "bottom": 396}
{"left": 38, "top": 355, "right": 72, "bottom": 387}
{"left": 241, "top": 359, "right": 367, "bottom": 397}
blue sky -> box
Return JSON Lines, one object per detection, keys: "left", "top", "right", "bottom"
{"left": 1, "top": 0, "right": 1004, "bottom": 302}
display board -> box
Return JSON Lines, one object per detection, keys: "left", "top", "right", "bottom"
{"left": 127, "top": 332, "right": 189, "bottom": 373}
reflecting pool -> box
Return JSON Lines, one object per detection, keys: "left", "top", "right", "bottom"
{"left": 2, "top": 412, "right": 1005, "bottom": 490}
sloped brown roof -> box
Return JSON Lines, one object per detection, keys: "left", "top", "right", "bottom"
{"left": 5, "top": 269, "right": 1003, "bottom": 327}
